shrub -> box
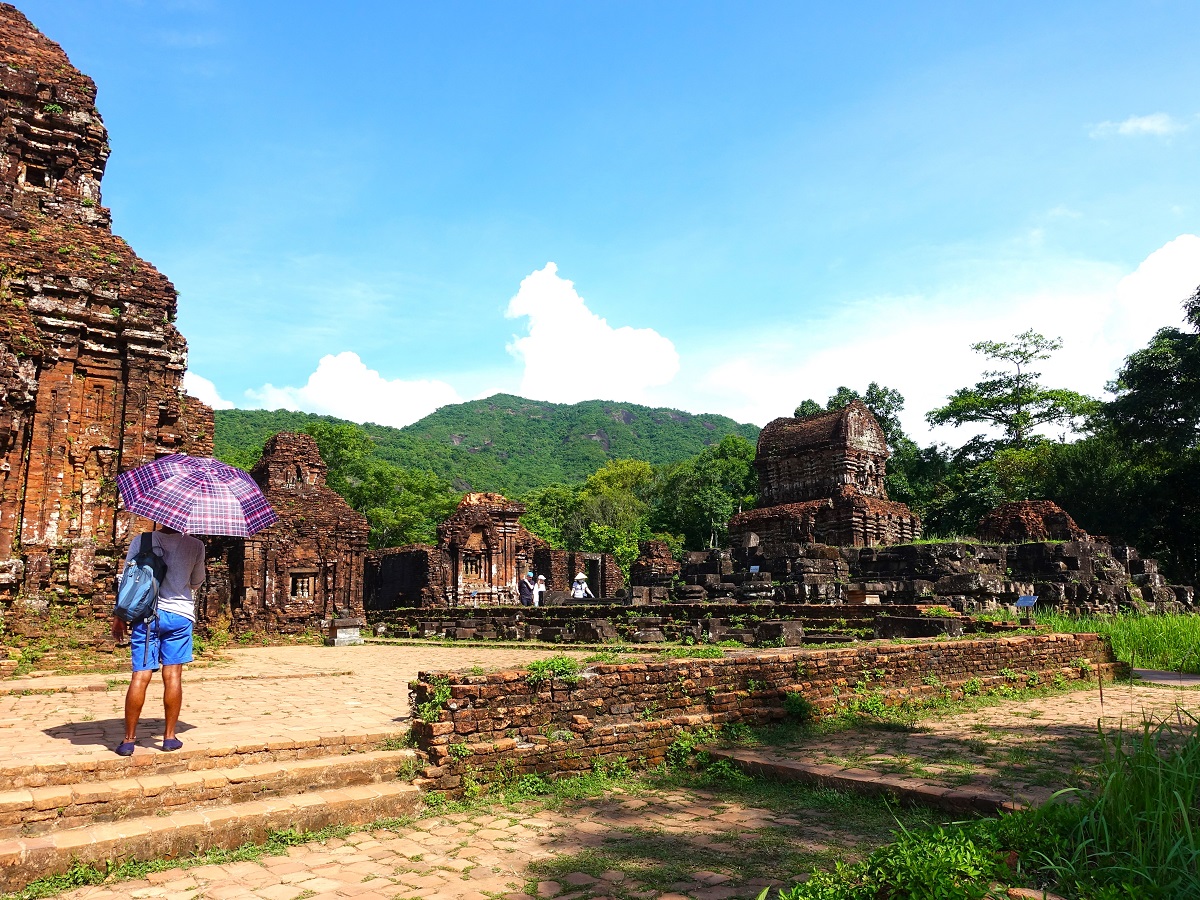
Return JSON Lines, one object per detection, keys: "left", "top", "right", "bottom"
{"left": 525, "top": 655, "right": 583, "bottom": 686}
{"left": 415, "top": 677, "right": 451, "bottom": 723}
{"left": 783, "top": 692, "right": 816, "bottom": 722}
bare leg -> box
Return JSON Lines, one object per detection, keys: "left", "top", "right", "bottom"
{"left": 161, "top": 664, "right": 183, "bottom": 740}
{"left": 123, "top": 670, "right": 154, "bottom": 742}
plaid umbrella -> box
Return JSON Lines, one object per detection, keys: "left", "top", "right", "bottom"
{"left": 117, "top": 454, "right": 280, "bottom": 537}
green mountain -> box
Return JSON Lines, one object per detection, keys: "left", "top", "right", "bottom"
{"left": 214, "top": 394, "right": 760, "bottom": 495}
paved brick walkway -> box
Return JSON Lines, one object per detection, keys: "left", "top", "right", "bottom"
{"left": 54, "top": 785, "right": 881, "bottom": 900}
{"left": 0, "top": 645, "right": 587, "bottom": 770}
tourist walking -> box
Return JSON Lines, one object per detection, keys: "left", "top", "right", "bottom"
{"left": 111, "top": 525, "right": 206, "bottom": 756}
{"left": 570, "top": 572, "right": 594, "bottom": 599}
{"left": 534, "top": 574, "right": 546, "bottom": 606}
{"left": 518, "top": 571, "right": 536, "bottom": 606}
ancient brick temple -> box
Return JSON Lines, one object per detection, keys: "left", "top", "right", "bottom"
{"left": 728, "top": 401, "right": 921, "bottom": 548}
{"left": 0, "top": 5, "right": 213, "bottom": 611}
{"left": 365, "top": 492, "right": 623, "bottom": 609}
{"left": 198, "top": 433, "right": 368, "bottom": 633}
{"left": 366, "top": 493, "right": 543, "bottom": 608}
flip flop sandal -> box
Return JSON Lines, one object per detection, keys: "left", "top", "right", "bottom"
{"left": 115, "top": 741, "right": 136, "bottom": 757}
{"left": 162, "top": 738, "right": 183, "bottom": 752}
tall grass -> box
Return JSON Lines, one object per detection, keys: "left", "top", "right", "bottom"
{"left": 1028, "top": 714, "right": 1200, "bottom": 898}
{"left": 1034, "top": 610, "right": 1200, "bottom": 674}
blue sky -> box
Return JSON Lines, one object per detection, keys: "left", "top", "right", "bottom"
{"left": 20, "top": 0, "right": 1200, "bottom": 441}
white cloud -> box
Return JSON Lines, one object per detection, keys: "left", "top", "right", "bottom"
{"left": 245, "top": 351, "right": 462, "bottom": 428}
{"left": 669, "top": 235, "right": 1200, "bottom": 444}
{"left": 183, "top": 371, "right": 234, "bottom": 409}
{"left": 1090, "top": 113, "right": 1187, "bottom": 138}
{"left": 505, "top": 262, "right": 680, "bottom": 403}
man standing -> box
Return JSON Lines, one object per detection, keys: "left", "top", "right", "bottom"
{"left": 111, "top": 524, "right": 206, "bottom": 756}
{"left": 518, "top": 570, "right": 536, "bottom": 606}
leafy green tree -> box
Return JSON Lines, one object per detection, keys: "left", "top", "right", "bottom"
{"left": 518, "top": 484, "right": 580, "bottom": 548}
{"left": 1102, "top": 287, "right": 1200, "bottom": 453}
{"left": 794, "top": 399, "right": 823, "bottom": 417}
{"left": 1038, "top": 290, "right": 1200, "bottom": 586}
{"left": 651, "top": 435, "right": 756, "bottom": 549}
{"left": 926, "top": 330, "right": 1095, "bottom": 448}
{"left": 303, "top": 422, "right": 460, "bottom": 549}
{"left": 304, "top": 422, "right": 376, "bottom": 496}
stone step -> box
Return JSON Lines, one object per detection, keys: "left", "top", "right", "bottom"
{"left": 0, "top": 748, "right": 422, "bottom": 838}
{"left": 1, "top": 729, "right": 408, "bottom": 789}
{"left": 0, "top": 779, "right": 425, "bottom": 893}
{"left": 706, "top": 747, "right": 1023, "bottom": 815}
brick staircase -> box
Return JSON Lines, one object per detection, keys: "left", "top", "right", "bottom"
{"left": 0, "top": 732, "right": 426, "bottom": 892}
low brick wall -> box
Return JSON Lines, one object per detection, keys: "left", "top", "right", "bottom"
{"left": 409, "top": 634, "right": 1122, "bottom": 792}
{"left": 374, "top": 602, "right": 969, "bottom": 645}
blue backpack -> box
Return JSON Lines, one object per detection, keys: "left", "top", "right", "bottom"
{"left": 115, "top": 533, "right": 167, "bottom": 624}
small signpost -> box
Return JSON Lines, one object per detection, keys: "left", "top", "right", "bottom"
{"left": 1016, "top": 595, "right": 1038, "bottom": 625}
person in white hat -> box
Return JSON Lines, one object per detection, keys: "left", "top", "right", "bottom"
{"left": 570, "top": 572, "right": 594, "bottom": 599}
{"left": 534, "top": 574, "right": 546, "bottom": 606}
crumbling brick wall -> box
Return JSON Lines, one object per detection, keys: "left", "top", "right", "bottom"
{"left": 409, "top": 634, "right": 1121, "bottom": 792}
{"left": 630, "top": 540, "right": 680, "bottom": 587}
{"left": 533, "top": 548, "right": 624, "bottom": 597}
{"left": 364, "top": 545, "right": 452, "bottom": 609}
{"left": 0, "top": 4, "right": 212, "bottom": 613}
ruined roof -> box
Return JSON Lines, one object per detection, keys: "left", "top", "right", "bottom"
{"left": 728, "top": 499, "right": 832, "bottom": 531}
{"left": 0, "top": 4, "right": 95, "bottom": 95}
{"left": 251, "top": 432, "right": 327, "bottom": 487}
{"left": 457, "top": 492, "right": 525, "bottom": 515}
{"left": 978, "top": 500, "right": 1088, "bottom": 544}
{"left": 756, "top": 400, "right": 887, "bottom": 459}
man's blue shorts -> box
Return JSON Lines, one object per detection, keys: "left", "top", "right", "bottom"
{"left": 130, "top": 611, "right": 194, "bottom": 672}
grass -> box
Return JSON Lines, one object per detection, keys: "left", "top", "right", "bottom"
{"left": 762, "top": 715, "right": 1200, "bottom": 900}
{"left": 1035, "top": 610, "right": 1200, "bottom": 674}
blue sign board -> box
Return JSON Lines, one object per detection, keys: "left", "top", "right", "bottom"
{"left": 1016, "top": 595, "right": 1038, "bottom": 608}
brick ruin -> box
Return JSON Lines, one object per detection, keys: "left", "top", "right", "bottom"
{"left": 0, "top": 4, "right": 213, "bottom": 614}
{"left": 728, "top": 401, "right": 921, "bottom": 549}
{"left": 977, "top": 500, "right": 1088, "bottom": 543}
{"left": 198, "top": 433, "right": 368, "bottom": 633}
{"left": 365, "top": 492, "right": 623, "bottom": 609}
{"left": 410, "top": 633, "right": 1123, "bottom": 794}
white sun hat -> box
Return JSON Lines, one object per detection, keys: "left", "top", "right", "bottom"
{"left": 575, "top": 572, "right": 587, "bottom": 580}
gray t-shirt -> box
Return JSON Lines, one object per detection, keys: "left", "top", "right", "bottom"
{"left": 124, "top": 531, "right": 206, "bottom": 622}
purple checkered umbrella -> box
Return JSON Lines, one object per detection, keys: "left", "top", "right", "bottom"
{"left": 117, "top": 454, "right": 280, "bottom": 537}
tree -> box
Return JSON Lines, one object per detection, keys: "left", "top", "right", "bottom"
{"left": 518, "top": 484, "right": 580, "bottom": 549}
{"left": 651, "top": 435, "right": 756, "bottom": 549}
{"left": 794, "top": 399, "right": 823, "bottom": 417}
{"left": 926, "top": 330, "right": 1095, "bottom": 448}
{"left": 304, "top": 422, "right": 460, "bottom": 548}
{"left": 1102, "top": 286, "right": 1200, "bottom": 453}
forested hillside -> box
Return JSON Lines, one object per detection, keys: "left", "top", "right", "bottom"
{"left": 214, "top": 393, "right": 760, "bottom": 494}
